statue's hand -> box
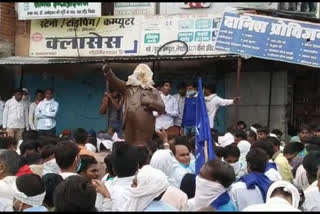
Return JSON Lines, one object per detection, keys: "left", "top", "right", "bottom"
{"left": 102, "top": 64, "right": 112, "bottom": 77}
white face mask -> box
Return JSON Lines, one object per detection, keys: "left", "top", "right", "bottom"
{"left": 194, "top": 176, "right": 226, "bottom": 209}
{"left": 222, "top": 158, "right": 241, "bottom": 175}
{"left": 230, "top": 161, "right": 241, "bottom": 175}
{"left": 186, "top": 90, "right": 196, "bottom": 97}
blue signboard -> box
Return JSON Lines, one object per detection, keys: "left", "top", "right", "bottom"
{"left": 215, "top": 11, "right": 320, "bottom": 68}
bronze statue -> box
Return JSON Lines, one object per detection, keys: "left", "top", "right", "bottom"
{"left": 102, "top": 63, "right": 165, "bottom": 146}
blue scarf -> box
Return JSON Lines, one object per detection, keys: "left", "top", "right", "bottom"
{"left": 239, "top": 172, "right": 272, "bottom": 202}
{"left": 265, "top": 162, "right": 277, "bottom": 172}
{"left": 210, "top": 191, "right": 230, "bottom": 209}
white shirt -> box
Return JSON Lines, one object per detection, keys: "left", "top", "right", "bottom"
{"left": 28, "top": 102, "right": 39, "bottom": 130}
{"left": 35, "top": 98, "right": 59, "bottom": 130}
{"left": 173, "top": 94, "right": 185, "bottom": 127}
{"left": 2, "top": 97, "right": 29, "bottom": 129}
{"left": 294, "top": 165, "right": 309, "bottom": 191}
{"left": 60, "top": 172, "right": 79, "bottom": 180}
{"left": 229, "top": 181, "right": 264, "bottom": 211}
{"left": 302, "top": 181, "right": 320, "bottom": 211}
{"left": 108, "top": 175, "right": 135, "bottom": 211}
{"left": 265, "top": 167, "right": 282, "bottom": 182}
{"left": 0, "top": 176, "right": 16, "bottom": 210}
{"left": 155, "top": 93, "right": 179, "bottom": 130}
{"left": 205, "top": 94, "right": 234, "bottom": 129}
{"left": 0, "top": 100, "right": 4, "bottom": 126}
{"left": 0, "top": 176, "right": 16, "bottom": 200}
{"left": 85, "top": 143, "right": 97, "bottom": 153}
{"left": 243, "top": 197, "right": 301, "bottom": 211}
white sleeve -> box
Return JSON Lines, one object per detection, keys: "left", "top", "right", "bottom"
{"left": 216, "top": 96, "right": 234, "bottom": 107}
{"left": 2, "top": 101, "right": 9, "bottom": 128}
{"left": 166, "top": 97, "right": 179, "bottom": 117}
{"left": 28, "top": 104, "right": 36, "bottom": 130}
{"left": 24, "top": 106, "right": 29, "bottom": 130}
{"left": 42, "top": 102, "right": 59, "bottom": 118}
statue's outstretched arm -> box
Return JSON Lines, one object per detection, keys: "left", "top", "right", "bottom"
{"left": 103, "top": 65, "right": 126, "bottom": 94}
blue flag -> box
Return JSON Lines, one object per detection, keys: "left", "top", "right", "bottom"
{"left": 195, "top": 77, "right": 216, "bottom": 175}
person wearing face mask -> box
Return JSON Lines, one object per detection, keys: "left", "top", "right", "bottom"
{"left": 181, "top": 82, "right": 198, "bottom": 137}
{"left": 187, "top": 159, "right": 237, "bottom": 211}
{"left": 54, "top": 141, "right": 81, "bottom": 180}
{"left": 222, "top": 145, "right": 247, "bottom": 180}
{"left": 204, "top": 84, "right": 239, "bottom": 129}
{"left": 12, "top": 174, "right": 47, "bottom": 212}
{"left": 22, "top": 88, "right": 31, "bottom": 112}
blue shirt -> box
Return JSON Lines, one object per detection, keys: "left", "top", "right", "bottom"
{"left": 144, "top": 200, "right": 178, "bottom": 211}
{"left": 181, "top": 97, "right": 197, "bottom": 127}
{"left": 24, "top": 206, "right": 48, "bottom": 212}
{"left": 216, "top": 200, "right": 238, "bottom": 212}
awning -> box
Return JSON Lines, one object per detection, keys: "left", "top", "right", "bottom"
{"left": 0, "top": 54, "right": 239, "bottom": 65}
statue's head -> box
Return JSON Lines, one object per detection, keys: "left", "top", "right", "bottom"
{"left": 126, "top": 64, "right": 155, "bottom": 89}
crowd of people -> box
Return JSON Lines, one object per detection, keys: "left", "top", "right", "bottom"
{"left": 0, "top": 80, "right": 319, "bottom": 211}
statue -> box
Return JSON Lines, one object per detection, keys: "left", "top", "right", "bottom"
{"left": 102, "top": 63, "right": 165, "bottom": 146}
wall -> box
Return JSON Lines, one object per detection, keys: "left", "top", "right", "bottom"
{"left": 224, "top": 59, "right": 288, "bottom": 136}
{"left": 159, "top": 2, "right": 278, "bottom": 15}
{"left": 0, "top": 2, "right": 16, "bottom": 57}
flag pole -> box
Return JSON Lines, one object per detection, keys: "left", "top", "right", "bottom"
{"left": 204, "top": 140, "right": 209, "bottom": 162}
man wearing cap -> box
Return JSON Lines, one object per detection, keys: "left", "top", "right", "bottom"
{"left": 102, "top": 63, "right": 165, "bottom": 146}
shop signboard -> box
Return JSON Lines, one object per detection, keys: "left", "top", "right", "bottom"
{"left": 17, "top": 2, "right": 101, "bottom": 20}
{"left": 114, "top": 2, "right": 156, "bottom": 15}
{"left": 30, "top": 13, "right": 230, "bottom": 57}
{"left": 215, "top": 11, "right": 320, "bottom": 68}
{"left": 141, "top": 13, "right": 228, "bottom": 56}
{"left": 29, "top": 16, "right": 141, "bottom": 57}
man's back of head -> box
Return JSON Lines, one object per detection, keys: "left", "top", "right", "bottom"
{"left": 0, "top": 150, "right": 20, "bottom": 178}
{"left": 13, "top": 174, "right": 46, "bottom": 211}
{"left": 251, "top": 140, "right": 275, "bottom": 160}
{"left": 246, "top": 148, "right": 269, "bottom": 173}
{"left": 112, "top": 142, "right": 139, "bottom": 178}
{"left": 72, "top": 128, "right": 88, "bottom": 145}
{"left": 54, "top": 141, "right": 80, "bottom": 170}
{"left": 0, "top": 137, "right": 17, "bottom": 151}
{"left": 53, "top": 175, "right": 97, "bottom": 212}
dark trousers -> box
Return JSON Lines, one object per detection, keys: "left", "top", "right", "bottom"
{"left": 39, "top": 127, "right": 56, "bottom": 137}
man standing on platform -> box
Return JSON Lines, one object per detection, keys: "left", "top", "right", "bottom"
{"left": 35, "top": 88, "right": 59, "bottom": 136}
{"left": 155, "top": 81, "right": 179, "bottom": 137}
{"left": 2, "top": 89, "right": 29, "bottom": 142}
